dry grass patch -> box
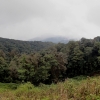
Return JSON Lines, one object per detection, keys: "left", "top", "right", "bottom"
{"left": 0, "top": 76, "right": 100, "bottom": 100}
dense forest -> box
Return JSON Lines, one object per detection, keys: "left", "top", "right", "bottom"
{"left": 0, "top": 37, "right": 55, "bottom": 54}
{"left": 1, "top": 36, "right": 100, "bottom": 85}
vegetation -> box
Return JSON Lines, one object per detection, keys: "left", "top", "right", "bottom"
{"left": 0, "top": 37, "right": 55, "bottom": 54}
{"left": 1, "top": 36, "right": 100, "bottom": 99}
{"left": 0, "top": 76, "right": 100, "bottom": 100}
{"left": 1, "top": 36, "right": 100, "bottom": 85}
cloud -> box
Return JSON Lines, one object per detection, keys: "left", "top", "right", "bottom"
{"left": 0, "top": 0, "right": 53, "bottom": 24}
{"left": 0, "top": 0, "right": 100, "bottom": 40}
{"left": 88, "top": 6, "right": 100, "bottom": 26}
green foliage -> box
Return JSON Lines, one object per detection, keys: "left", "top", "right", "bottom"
{"left": 1, "top": 76, "right": 100, "bottom": 99}
{"left": 0, "top": 83, "right": 19, "bottom": 91}
{"left": 1, "top": 36, "right": 100, "bottom": 85}
{"left": 0, "top": 37, "right": 55, "bottom": 54}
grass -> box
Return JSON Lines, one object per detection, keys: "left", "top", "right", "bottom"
{"left": 0, "top": 76, "right": 100, "bottom": 100}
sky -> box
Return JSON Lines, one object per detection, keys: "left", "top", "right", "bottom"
{"left": 0, "top": 0, "right": 100, "bottom": 40}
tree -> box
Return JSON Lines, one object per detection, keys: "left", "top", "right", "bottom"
{"left": 0, "top": 57, "right": 9, "bottom": 82}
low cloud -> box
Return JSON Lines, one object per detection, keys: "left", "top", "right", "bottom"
{"left": 0, "top": 0, "right": 100, "bottom": 40}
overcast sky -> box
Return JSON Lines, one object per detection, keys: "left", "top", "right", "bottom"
{"left": 0, "top": 0, "right": 100, "bottom": 40}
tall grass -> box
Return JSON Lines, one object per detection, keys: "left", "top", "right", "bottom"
{"left": 0, "top": 76, "right": 100, "bottom": 100}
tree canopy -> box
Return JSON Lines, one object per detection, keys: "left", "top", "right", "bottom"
{"left": 1, "top": 36, "right": 100, "bottom": 85}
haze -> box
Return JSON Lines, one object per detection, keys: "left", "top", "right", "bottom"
{"left": 0, "top": 0, "right": 100, "bottom": 40}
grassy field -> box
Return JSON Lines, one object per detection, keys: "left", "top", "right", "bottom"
{"left": 0, "top": 76, "right": 100, "bottom": 100}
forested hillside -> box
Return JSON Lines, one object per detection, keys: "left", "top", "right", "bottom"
{"left": 1, "top": 36, "right": 100, "bottom": 85}
{"left": 31, "top": 36, "right": 70, "bottom": 43}
{"left": 0, "top": 37, "right": 54, "bottom": 54}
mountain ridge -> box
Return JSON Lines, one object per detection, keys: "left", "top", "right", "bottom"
{"left": 0, "top": 37, "right": 55, "bottom": 54}
{"left": 30, "top": 36, "right": 71, "bottom": 43}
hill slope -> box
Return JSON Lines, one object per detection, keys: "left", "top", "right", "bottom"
{"left": 0, "top": 37, "right": 55, "bottom": 54}
{"left": 31, "top": 36, "right": 70, "bottom": 43}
